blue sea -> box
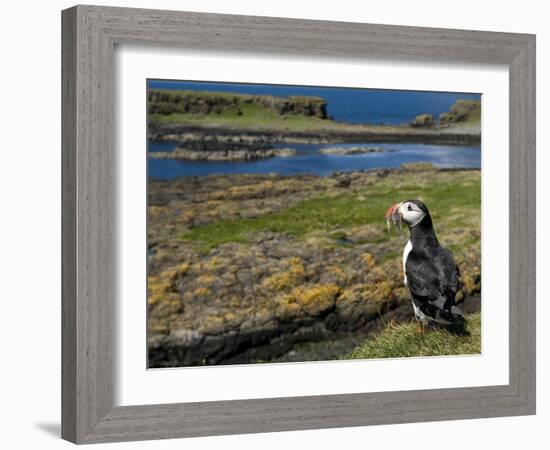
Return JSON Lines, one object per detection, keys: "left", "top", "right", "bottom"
{"left": 148, "top": 80, "right": 481, "bottom": 178}
{"left": 149, "top": 141, "right": 480, "bottom": 180}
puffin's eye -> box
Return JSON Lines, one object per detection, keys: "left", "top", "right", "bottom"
{"left": 407, "top": 204, "right": 413, "bottom": 211}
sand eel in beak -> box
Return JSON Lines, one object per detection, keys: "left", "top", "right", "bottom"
{"left": 386, "top": 200, "right": 466, "bottom": 332}
{"left": 384, "top": 202, "right": 406, "bottom": 231}
{"left": 385, "top": 204, "right": 398, "bottom": 231}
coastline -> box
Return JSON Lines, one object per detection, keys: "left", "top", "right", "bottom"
{"left": 148, "top": 121, "right": 481, "bottom": 147}
{"left": 148, "top": 91, "right": 481, "bottom": 148}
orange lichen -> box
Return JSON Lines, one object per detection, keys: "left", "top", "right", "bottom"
{"left": 261, "top": 259, "right": 306, "bottom": 291}
{"left": 193, "top": 287, "right": 210, "bottom": 297}
{"left": 276, "top": 284, "right": 340, "bottom": 318}
{"left": 362, "top": 252, "right": 376, "bottom": 269}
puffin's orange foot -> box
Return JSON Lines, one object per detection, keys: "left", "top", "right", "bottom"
{"left": 416, "top": 322, "right": 425, "bottom": 334}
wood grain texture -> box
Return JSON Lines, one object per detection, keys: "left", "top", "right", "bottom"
{"left": 61, "top": 7, "right": 77, "bottom": 443}
{"left": 508, "top": 36, "right": 536, "bottom": 409}
{"left": 61, "top": 4, "right": 536, "bottom": 444}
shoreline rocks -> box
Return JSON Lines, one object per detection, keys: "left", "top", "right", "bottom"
{"left": 320, "top": 146, "right": 389, "bottom": 155}
{"left": 413, "top": 99, "right": 481, "bottom": 128}
{"left": 410, "top": 113, "right": 434, "bottom": 128}
{"left": 148, "top": 122, "right": 481, "bottom": 147}
{"left": 150, "top": 146, "right": 296, "bottom": 161}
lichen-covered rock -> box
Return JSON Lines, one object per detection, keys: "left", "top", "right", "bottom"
{"left": 438, "top": 112, "right": 455, "bottom": 125}
{"left": 150, "top": 146, "right": 296, "bottom": 161}
{"left": 275, "top": 284, "right": 340, "bottom": 319}
{"left": 450, "top": 99, "right": 481, "bottom": 122}
{"left": 320, "top": 146, "right": 388, "bottom": 155}
{"left": 411, "top": 113, "right": 434, "bottom": 127}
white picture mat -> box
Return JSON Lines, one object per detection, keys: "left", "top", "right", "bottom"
{"left": 114, "top": 45, "right": 509, "bottom": 406}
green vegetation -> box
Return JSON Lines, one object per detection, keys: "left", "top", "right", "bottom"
{"left": 181, "top": 171, "right": 481, "bottom": 253}
{"left": 346, "top": 313, "right": 481, "bottom": 359}
{"left": 439, "top": 99, "right": 481, "bottom": 125}
{"left": 451, "top": 99, "right": 481, "bottom": 123}
{"left": 150, "top": 109, "right": 332, "bottom": 131}
{"left": 148, "top": 89, "right": 330, "bottom": 131}
{"left": 148, "top": 89, "right": 327, "bottom": 118}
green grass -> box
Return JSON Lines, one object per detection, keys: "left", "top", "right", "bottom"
{"left": 150, "top": 108, "right": 338, "bottom": 132}
{"left": 181, "top": 175, "right": 481, "bottom": 252}
{"left": 346, "top": 313, "right": 481, "bottom": 359}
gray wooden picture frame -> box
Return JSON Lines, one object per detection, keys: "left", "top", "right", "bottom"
{"left": 61, "top": 4, "right": 536, "bottom": 444}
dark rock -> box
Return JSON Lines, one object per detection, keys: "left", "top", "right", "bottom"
{"left": 410, "top": 113, "right": 434, "bottom": 127}
{"left": 150, "top": 147, "right": 295, "bottom": 161}
{"left": 450, "top": 99, "right": 481, "bottom": 122}
{"left": 438, "top": 111, "right": 455, "bottom": 125}
{"left": 320, "top": 146, "right": 389, "bottom": 155}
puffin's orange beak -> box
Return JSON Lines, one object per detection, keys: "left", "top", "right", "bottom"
{"left": 385, "top": 202, "right": 403, "bottom": 230}
{"left": 385, "top": 204, "right": 397, "bottom": 222}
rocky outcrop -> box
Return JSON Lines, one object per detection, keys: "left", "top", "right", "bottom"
{"left": 150, "top": 147, "right": 296, "bottom": 161}
{"left": 148, "top": 122, "right": 481, "bottom": 146}
{"left": 411, "top": 99, "right": 481, "bottom": 129}
{"left": 411, "top": 113, "right": 434, "bottom": 128}
{"left": 320, "top": 146, "right": 389, "bottom": 155}
{"left": 272, "top": 95, "right": 327, "bottom": 119}
{"left": 438, "top": 112, "right": 454, "bottom": 125}
{"left": 450, "top": 99, "right": 481, "bottom": 121}
{"left": 439, "top": 99, "right": 481, "bottom": 125}
{"left": 148, "top": 89, "right": 328, "bottom": 119}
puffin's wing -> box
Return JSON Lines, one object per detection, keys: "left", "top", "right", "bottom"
{"left": 404, "top": 251, "right": 442, "bottom": 301}
{"left": 406, "top": 250, "right": 465, "bottom": 324}
{"left": 442, "top": 248, "right": 461, "bottom": 295}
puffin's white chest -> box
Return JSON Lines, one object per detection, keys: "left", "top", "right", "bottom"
{"left": 402, "top": 240, "right": 413, "bottom": 286}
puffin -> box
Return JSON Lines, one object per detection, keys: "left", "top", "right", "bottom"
{"left": 385, "top": 200, "right": 466, "bottom": 331}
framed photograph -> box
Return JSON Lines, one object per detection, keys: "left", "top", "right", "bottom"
{"left": 62, "top": 5, "right": 536, "bottom": 444}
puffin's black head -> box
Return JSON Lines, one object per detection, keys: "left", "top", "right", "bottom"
{"left": 385, "top": 199, "right": 430, "bottom": 228}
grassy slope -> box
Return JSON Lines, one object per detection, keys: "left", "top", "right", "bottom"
{"left": 347, "top": 313, "right": 481, "bottom": 359}
{"left": 149, "top": 90, "right": 332, "bottom": 131}
{"left": 150, "top": 106, "right": 348, "bottom": 132}
{"left": 182, "top": 169, "right": 480, "bottom": 253}
{"left": 150, "top": 108, "right": 452, "bottom": 135}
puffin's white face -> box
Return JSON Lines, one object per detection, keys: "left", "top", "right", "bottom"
{"left": 397, "top": 201, "right": 426, "bottom": 227}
